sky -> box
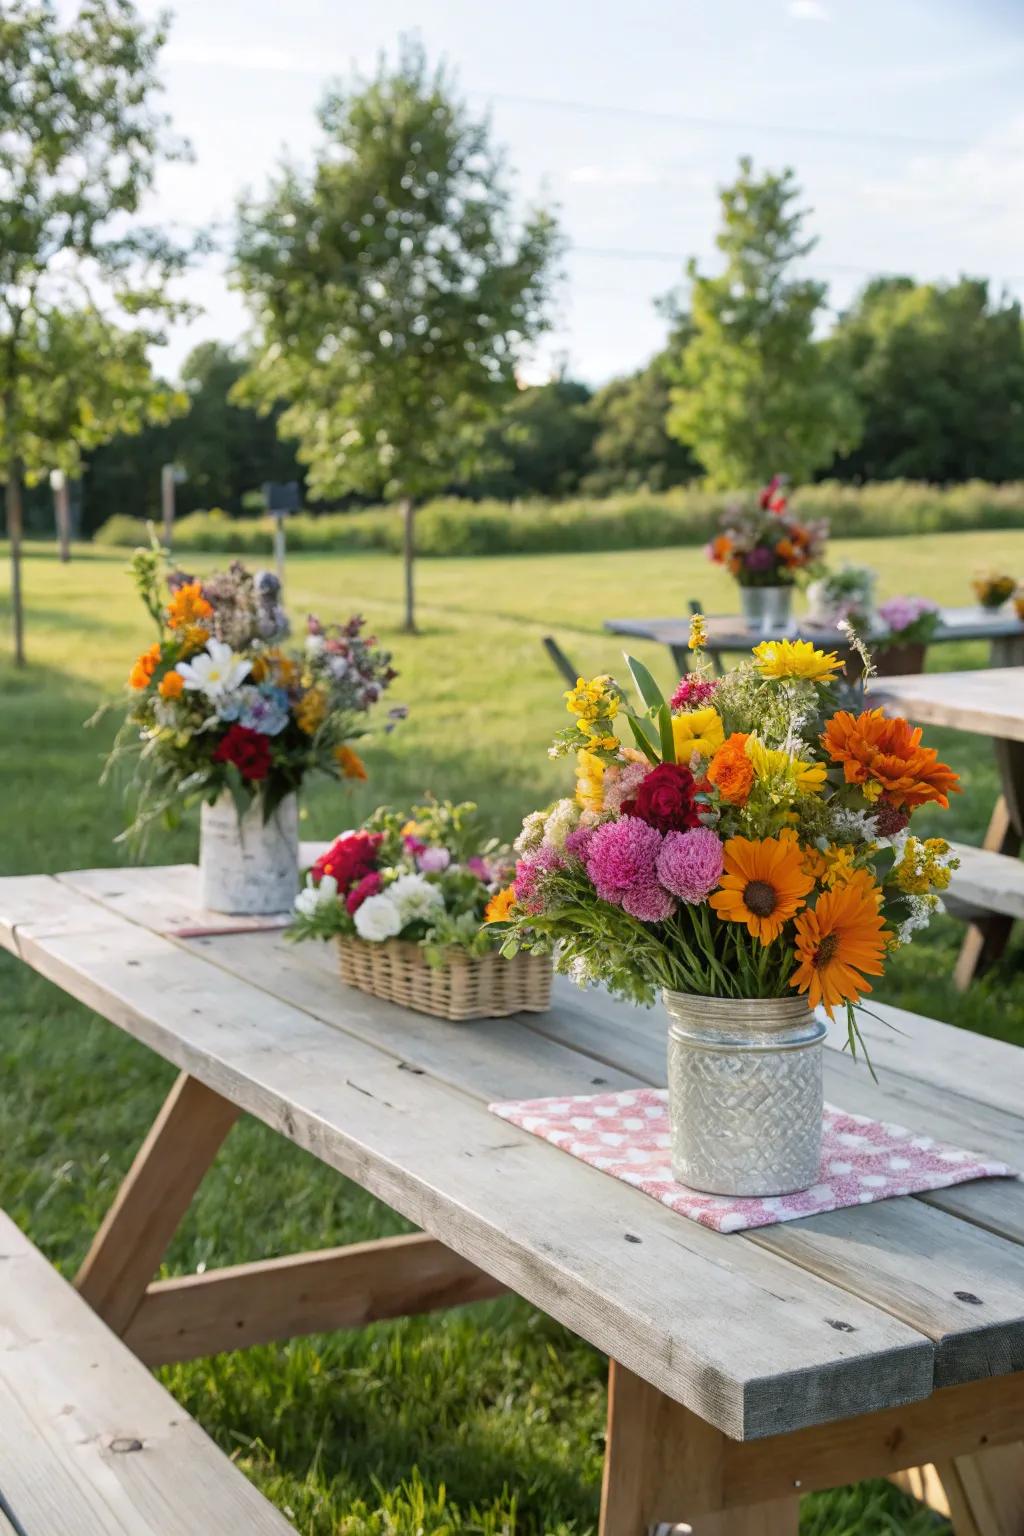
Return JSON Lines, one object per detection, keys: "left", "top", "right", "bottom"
{"left": 81, "top": 0, "right": 1024, "bottom": 386}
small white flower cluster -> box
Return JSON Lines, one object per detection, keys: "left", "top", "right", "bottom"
{"left": 353, "top": 872, "right": 444, "bottom": 943}
{"left": 830, "top": 807, "right": 878, "bottom": 846}
{"left": 514, "top": 809, "right": 547, "bottom": 854}
{"left": 294, "top": 873, "right": 339, "bottom": 917}
{"left": 541, "top": 798, "right": 579, "bottom": 852}
{"left": 894, "top": 892, "right": 940, "bottom": 946}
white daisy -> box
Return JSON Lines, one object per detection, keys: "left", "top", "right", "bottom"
{"left": 176, "top": 639, "right": 251, "bottom": 701}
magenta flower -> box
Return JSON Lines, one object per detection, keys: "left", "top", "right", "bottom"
{"left": 669, "top": 675, "right": 719, "bottom": 712}
{"left": 656, "top": 826, "right": 724, "bottom": 903}
{"left": 417, "top": 846, "right": 451, "bottom": 874}
{"left": 585, "top": 816, "right": 663, "bottom": 910}
{"left": 622, "top": 882, "right": 676, "bottom": 922}
{"left": 513, "top": 845, "right": 561, "bottom": 913}
{"left": 346, "top": 871, "right": 383, "bottom": 915}
{"left": 564, "top": 823, "right": 597, "bottom": 864}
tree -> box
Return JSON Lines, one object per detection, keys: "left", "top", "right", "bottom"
{"left": 584, "top": 355, "right": 697, "bottom": 494}
{"left": 828, "top": 277, "right": 1024, "bottom": 482}
{"left": 461, "top": 377, "right": 596, "bottom": 499}
{"left": 0, "top": 0, "right": 190, "bottom": 664}
{"left": 664, "top": 157, "right": 860, "bottom": 488}
{"left": 234, "top": 39, "right": 561, "bottom": 631}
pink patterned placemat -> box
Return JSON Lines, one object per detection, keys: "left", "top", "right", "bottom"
{"left": 489, "top": 1088, "right": 1015, "bottom": 1233}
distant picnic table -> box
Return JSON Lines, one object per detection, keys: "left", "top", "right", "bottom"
{"left": 873, "top": 666, "right": 1024, "bottom": 990}
{"left": 605, "top": 605, "right": 1024, "bottom": 675}
{"left": 3, "top": 857, "right": 1024, "bottom": 1533}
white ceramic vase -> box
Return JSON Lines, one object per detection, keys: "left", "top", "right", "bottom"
{"left": 199, "top": 791, "right": 299, "bottom": 915}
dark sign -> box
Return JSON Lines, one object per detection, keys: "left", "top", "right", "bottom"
{"left": 262, "top": 480, "right": 301, "bottom": 514}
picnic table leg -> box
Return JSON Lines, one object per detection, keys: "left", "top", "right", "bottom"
{"left": 901, "top": 1446, "right": 1024, "bottom": 1536}
{"left": 75, "top": 1070, "right": 240, "bottom": 1336}
{"left": 953, "top": 738, "right": 1024, "bottom": 990}
{"left": 599, "top": 1362, "right": 798, "bottom": 1536}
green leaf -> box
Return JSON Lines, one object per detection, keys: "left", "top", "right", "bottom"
{"left": 657, "top": 703, "right": 675, "bottom": 764}
{"left": 624, "top": 653, "right": 666, "bottom": 715}
{"left": 626, "top": 716, "right": 659, "bottom": 763}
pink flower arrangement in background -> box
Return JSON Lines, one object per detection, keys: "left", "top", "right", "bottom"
{"left": 877, "top": 595, "right": 939, "bottom": 637}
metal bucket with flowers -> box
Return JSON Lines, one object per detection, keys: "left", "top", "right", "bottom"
{"left": 707, "top": 475, "right": 829, "bottom": 634}
{"left": 99, "top": 544, "right": 400, "bottom": 913}
{"left": 288, "top": 802, "right": 551, "bottom": 1021}
{"left": 488, "top": 619, "right": 961, "bottom": 1198}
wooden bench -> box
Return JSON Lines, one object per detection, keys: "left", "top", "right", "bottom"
{"left": 0, "top": 1211, "right": 296, "bottom": 1536}
{"left": 947, "top": 841, "right": 1024, "bottom": 921}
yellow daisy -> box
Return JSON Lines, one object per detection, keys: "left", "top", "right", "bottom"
{"left": 752, "top": 639, "right": 843, "bottom": 682}
{"left": 671, "top": 706, "right": 725, "bottom": 762}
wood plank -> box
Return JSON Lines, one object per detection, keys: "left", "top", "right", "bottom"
{"left": 0, "top": 1212, "right": 296, "bottom": 1535}
{"left": 948, "top": 841, "right": 1024, "bottom": 921}
{"left": 75, "top": 1071, "right": 240, "bottom": 1335}
{"left": 122, "top": 1233, "right": 507, "bottom": 1365}
{"left": 0, "top": 878, "right": 933, "bottom": 1440}
{"left": 867, "top": 668, "right": 1024, "bottom": 742}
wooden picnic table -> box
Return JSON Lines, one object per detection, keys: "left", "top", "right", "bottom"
{"left": 872, "top": 667, "right": 1024, "bottom": 992}
{"left": 3, "top": 859, "right": 1024, "bottom": 1535}
{"left": 605, "top": 606, "right": 1024, "bottom": 676}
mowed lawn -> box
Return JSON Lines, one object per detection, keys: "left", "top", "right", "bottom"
{"left": 3, "top": 527, "right": 1024, "bottom": 1536}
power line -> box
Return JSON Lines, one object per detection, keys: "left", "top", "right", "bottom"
{"left": 475, "top": 89, "right": 1010, "bottom": 155}
{"left": 566, "top": 242, "right": 1024, "bottom": 286}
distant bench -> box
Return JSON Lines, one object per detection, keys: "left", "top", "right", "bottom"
{"left": 0, "top": 1211, "right": 296, "bottom": 1536}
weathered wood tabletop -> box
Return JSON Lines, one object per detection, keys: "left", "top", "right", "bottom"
{"left": 871, "top": 667, "right": 1024, "bottom": 745}
{"left": 3, "top": 859, "right": 1024, "bottom": 1534}
{"left": 604, "top": 607, "right": 1024, "bottom": 675}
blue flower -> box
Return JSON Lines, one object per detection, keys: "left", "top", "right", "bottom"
{"left": 239, "top": 685, "right": 290, "bottom": 736}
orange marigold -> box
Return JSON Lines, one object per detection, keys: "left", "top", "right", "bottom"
{"left": 790, "top": 874, "right": 888, "bottom": 1018}
{"left": 129, "top": 642, "right": 161, "bottom": 690}
{"left": 706, "top": 732, "right": 754, "bottom": 806}
{"left": 709, "top": 533, "right": 733, "bottom": 563}
{"left": 334, "top": 744, "right": 367, "bottom": 780}
{"left": 158, "top": 670, "right": 184, "bottom": 700}
{"left": 821, "top": 708, "right": 960, "bottom": 810}
{"left": 484, "top": 885, "right": 517, "bottom": 923}
{"left": 165, "top": 581, "right": 213, "bottom": 631}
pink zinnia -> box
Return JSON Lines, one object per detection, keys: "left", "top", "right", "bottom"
{"left": 669, "top": 675, "right": 719, "bottom": 712}
{"left": 585, "top": 816, "right": 663, "bottom": 907}
{"left": 656, "top": 826, "right": 724, "bottom": 903}
{"left": 622, "top": 881, "right": 676, "bottom": 922}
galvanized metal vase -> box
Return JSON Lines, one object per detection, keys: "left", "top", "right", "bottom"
{"left": 664, "top": 991, "right": 826, "bottom": 1197}
{"left": 739, "top": 584, "right": 794, "bottom": 634}
{"left": 199, "top": 791, "right": 299, "bottom": 915}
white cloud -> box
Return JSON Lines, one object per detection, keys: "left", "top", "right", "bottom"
{"left": 788, "top": 0, "right": 830, "bottom": 20}
{"left": 566, "top": 161, "right": 663, "bottom": 188}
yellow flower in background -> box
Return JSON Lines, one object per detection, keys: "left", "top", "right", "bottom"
{"left": 165, "top": 581, "right": 213, "bottom": 631}
{"left": 484, "top": 886, "right": 517, "bottom": 923}
{"left": 894, "top": 836, "right": 957, "bottom": 895}
{"left": 565, "top": 675, "right": 619, "bottom": 722}
{"left": 575, "top": 748, "right": 605, "bottom": 813}
{"left": 688, "top": 611, "right": 707, "bottom": 651}
{"left": 578, "top": 720, "right": 619, "bottom": 750}
{"left": 249, "top": 654, "right": 269, "bottom": 683}
{"left": 752, "top": 639, "right": 843, "bottom": 682}
{"left": 745, "top": 736, "right": 827, "bottom": 795}
{"left": 671, "top": 706, "right": 724, "bottom": 761}
{"left": 178, "top": 622, "right": 210, "bottom": 655}
{"left": 334, "top": 744, "right": 367, "bottom": 781}
{"left": 401, "top": 819, "right": 423, "bottom": 837}
{"left": 295, "top": 685, "right": 328, "bottom": 735}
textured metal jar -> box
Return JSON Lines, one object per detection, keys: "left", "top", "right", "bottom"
{"left": 664, "top": 991, "right": 826, "bottom": 1197}
{"left": 199, "top": 791, "right": 299, "bottom": 915}
{"left": 739, "top": 584, "right": 794, "bottom": 635}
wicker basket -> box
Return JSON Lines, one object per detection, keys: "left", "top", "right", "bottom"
{"left": 337, "top": 936, "right": 552, "bottom": 1021}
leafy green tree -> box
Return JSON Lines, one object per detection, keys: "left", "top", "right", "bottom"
{"left": 234, "top": 40, "right": 561, "bottom": 631}
{"left": 584, "top": 355, "right": 697, "bottom": 493}
{"left": 828, "top": 277, "right": 1024, "bottom": 482}
{"left": 462, "top": 377, "right": 596, "bottom": 499}
{"left": 665, "top": 157, "right": 860, "bottom": 488}
{"left": 0, "top": 0, "right": 190, "bottom": 664}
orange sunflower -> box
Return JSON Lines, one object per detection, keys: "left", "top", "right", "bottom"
{"left": 706, "top": 732, "right": 754, "bottom": 806}
{"left": 709, "top": 835, "right": 814, "bottom": 944}
{"left": 822, "top": 708, "right": 959, "bottom": 810}
{"left": 790, "top": 872, "right": 888, "bottom": 1018}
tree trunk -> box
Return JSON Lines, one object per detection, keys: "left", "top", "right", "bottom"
{"left": 401, "top": 497, "right": 417, "bottom": 634}
{"left": 55, "top": 479, "right": 71, "bottom": 564}
{"left": 6, "top": 463, "right": 25, "bottom": 667}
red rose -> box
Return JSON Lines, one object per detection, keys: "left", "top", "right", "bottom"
{"left": 312, "top": 831, "right": 382, "bottom": 892}
{"left": 212, "top": 724, "right": 272, "bottom": 782}
{"left": 623, "top": 762, "right": 700, "bottom": 833}
{"left": 346, "top": 870, "right": 383, "bottom": 914}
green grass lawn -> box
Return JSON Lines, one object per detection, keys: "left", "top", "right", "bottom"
{"left": 3, "top": 527, "right": 1024, "bottom": 1535}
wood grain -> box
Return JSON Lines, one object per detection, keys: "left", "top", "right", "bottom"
{"left": 122, "top": 1233, "right": 506, "bottom": 1365}
{"left": 0, "top": 1212, "right": 296, "bottom": 1535}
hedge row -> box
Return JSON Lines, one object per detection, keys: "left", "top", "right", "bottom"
{"left": 93, "top": 480, "right": 1024, "bottom": 559}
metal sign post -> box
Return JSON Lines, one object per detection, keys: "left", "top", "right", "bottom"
{"left": 161, "top": 464, "right": 187, "bottom": 548}
{"left": 262, "top": 481, "right": 301, "bottom": 589}
{"left": 50, "top": 469, "right": 71, "bottom": 563}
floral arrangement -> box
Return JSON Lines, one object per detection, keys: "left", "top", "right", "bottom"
{"left": 491, "top": 621, "right": 960, "bottom": 1055}
{"left": 102, "top": 546, "right": 400, "bottom": 839}
{"left": 289, "top": 801, "right": 516, "bottom": 961}
{"left": 707, "top": 476, "right": 828, "bottom": 589}
{"left": 875, "top": 595, "right": 940, "bottom": 650}
{"left": 972, "top": 570, "right": 1016, "bottom": 610}
{"left": 806, "top": 564, "right": 876, "bottom": 631}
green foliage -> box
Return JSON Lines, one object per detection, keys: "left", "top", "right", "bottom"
{"left": 462, "top": 379, "right": 598, "bottom": 499}
{"left": 233, "top": 40, "right": 561, "bottom": 509}
{"left": 665, "top": 158, "right": 861, "bottom": 487}
{"left": 829, "top": 276, "right": 1024, "bottom": 482}
{"left": 94, "top": 479, "right": 1024, "bottom": 559}
{"left": 583, "top": 355, "right": 698, "bottom": 493}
